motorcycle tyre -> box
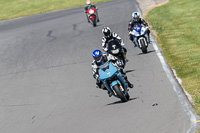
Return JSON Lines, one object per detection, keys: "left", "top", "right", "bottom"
{"left": 140, "top": 39, "right": 147, "bottom": 53}
{"left": 113, "top": 85, "right": 127, "bottom": 102}
{"left": 92, "top": 17, "right": 96, "bottom": 27}
{"left": 125, "top": 92, "right": 130, "bottom": 100}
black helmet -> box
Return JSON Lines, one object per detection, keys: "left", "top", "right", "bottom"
{"left": 102, "top": 27, "right": 112, "bottom": 38}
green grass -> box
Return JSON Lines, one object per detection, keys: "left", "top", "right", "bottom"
{"left": 146, "top": 0, "right": 200, "bottom": 118}
{"left": 0, "top": 0, "right": 111, "bottom": 21}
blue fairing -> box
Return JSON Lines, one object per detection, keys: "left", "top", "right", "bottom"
{"left": 132, "top": 24, "right": 142, "bottom": 36}
{"left": 99, "top": 62, "right": 118, "bottom": 80}
{"left": 110, "top": 80, "right": 121, "bottom": 90}
{"left": 99, "top": 62, "right": 128, "bottom": 98}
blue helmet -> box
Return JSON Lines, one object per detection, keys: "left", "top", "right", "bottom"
{"left": 92, "top": 49, "right": 103, "bottom": 63}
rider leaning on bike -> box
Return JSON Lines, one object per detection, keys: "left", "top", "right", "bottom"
{"left": 128, "top": 12, "right": 151, "bottom": 46}
{"left": 101, "top": 27, "right": 128, "bottom": 62}
{"left": 84, "top": 0, "right": 100, "bottom": 22}
{"left": 91, "top": 50, "right": 133, "bottom": 96}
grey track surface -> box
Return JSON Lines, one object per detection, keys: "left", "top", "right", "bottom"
{"left": 0, "top": 0, "right": 196, "bottom": 132}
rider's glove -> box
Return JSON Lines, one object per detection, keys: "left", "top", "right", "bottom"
{"left": 96, "top": 75, "right": 100, "bottom": 83}
{"left": 103, "top": 47, "right": 108, "bottom": 52}
{"left": 121, "top": 42, "right": 125, "bottom": 47}
{"left": 128, "top": 31, "right": 133, "bottom": 35}
{"left": 128, "top": 27, "right": 132, "bottom": 31}
{"left": 116, "top": 60, "right": 123, "bottom": 68}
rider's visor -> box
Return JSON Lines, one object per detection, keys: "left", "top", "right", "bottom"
{"left": 111, "top": 49, "right": 119, "bottom": 54}
{"left": 104, "top": 31, "right": 111, "bottom": 38}
{"left": 95, "top": 55, "right": 102, "bottom": 63}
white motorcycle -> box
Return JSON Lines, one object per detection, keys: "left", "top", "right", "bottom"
{"left": 129, "top": 23, "right": 150, "bottom": 53}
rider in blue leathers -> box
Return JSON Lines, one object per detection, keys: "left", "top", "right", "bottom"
{"left": 91, "top": 50, "right": 133, "bottom": 96}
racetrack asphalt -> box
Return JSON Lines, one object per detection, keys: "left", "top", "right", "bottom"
{"left": 0, "top": 0, "right": 198, "bottom": 132}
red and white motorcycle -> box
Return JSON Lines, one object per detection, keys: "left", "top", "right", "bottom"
{"left": 86, "top": 7, "right": 98, "bottom": 27}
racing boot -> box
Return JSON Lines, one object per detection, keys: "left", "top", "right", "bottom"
{"left": 124, "top": 76, "right": 133, "bottom": 88}
{"left": 85, "top": 13, "right": 90, "bottom": 23}
{"left": 96, "top": 78, "right": 101, "bottom": 88}
{"left": 96, "top": 12, "right": 100, "bottom": 22}
{"left": 147, "top": 29, "right": 151, "bottom": 43}
{"left": 100, "top": 84, "right": 111, "bottom": 97}
{"left": 127, "top": 80, "right": 133, "bottom": 88}
{"left": 133, "top": 41, "right": 137, "bottom": 47}
{"left": 96, "top": 83, "right": 101, "bottom": 88}
{"left": 129, "top": 34, "right": 133, "bottom": 42}
{"left": 107, "top": 91, "right": 112, "bottom": 97}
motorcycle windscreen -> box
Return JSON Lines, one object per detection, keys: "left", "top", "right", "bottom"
{"left": 132, "top": 23, "right": 142, "bottom": 33}
{"left": 99, "top": 62, "right": 118, "bottom": 80}
{"left": 107, "top": 39, "right": 121, "bottom": 52}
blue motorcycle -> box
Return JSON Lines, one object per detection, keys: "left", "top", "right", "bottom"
{"left": 129, "top": 23, "right": 149, "bottom": 53}
{"left": 99, "top": 61, "right": 130, "bottom": 102}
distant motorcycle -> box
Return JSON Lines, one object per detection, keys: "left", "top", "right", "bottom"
{"left": 99, "top": 61, "right": 130, "bottom": 102}
{"left": 106, "top": 39, "right": 126, "bottom": 68}
{"left": 86, "top": 7, "right": 98, "bottom": 27}
{"left": 129, "top": 23, "right": 149, "bottom": 53}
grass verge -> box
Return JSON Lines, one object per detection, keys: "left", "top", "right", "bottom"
{"left": 0, "top": 0, "right": 111, "bottom": 21}
{"left": 146, "top": 0, "right": 200, "bottom": 118}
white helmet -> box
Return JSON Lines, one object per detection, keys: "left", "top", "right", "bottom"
{"left": 102, "top": 27, "right": 112, "bottom": 38}
{"left": 132, "top": 12, "right": 140, "bottom": 21}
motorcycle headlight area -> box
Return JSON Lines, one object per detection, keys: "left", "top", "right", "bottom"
{"left": 111, "top": 49, "right": 119, "bottom": 54}
{"left": 89, "top": 10, "right": 94, "bottom": 14}
{"left": 106, "top": 75, "right": 118, "bottom": 84}
{"left": 130, "top": 30, "right": 139, "bottom": 36}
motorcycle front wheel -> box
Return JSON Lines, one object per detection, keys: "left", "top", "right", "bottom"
{"left": 92, "top": 17, "right": 96, "bottom": 27}
{"left": 140, "top": 39, "right": 147, "bottom": 53}
{"left": 113, "top": 85, "right": 127, "bottom": 102}
{"left": 125, "top": 92, "right": 130, "bottom": 100}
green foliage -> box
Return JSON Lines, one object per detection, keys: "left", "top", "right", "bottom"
{"left": 0, "top": 0, "right": 111, "bottom": 20}
{"left": 146, "top": 0, "right": 200, "bottom": 116}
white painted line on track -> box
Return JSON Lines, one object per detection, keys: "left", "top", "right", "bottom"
{"left": 135, "top": 4, "right": 197, "bottom": 133}
{"left": 151, "top": 39, "right": 197, "bottom": 133}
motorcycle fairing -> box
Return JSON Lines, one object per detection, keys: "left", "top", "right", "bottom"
{"left": 86, "top": 8, "right": 96, "bottom": 21}
{"left": 99, "top": 62, "right": 128, "bottom": 97}
{"left": 138, "top": 37, "right": 148, "bottom": 48}
{"left": 99, "top": 62, "right": 118, "bottom": 80}
{"left": 130, "top": 23, "right": 147, "bottom": 38}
